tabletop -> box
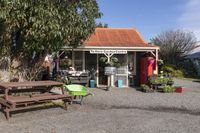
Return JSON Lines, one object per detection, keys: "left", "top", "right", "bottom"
{"left": 0, "top": 80, "right": 63, "bottom": 89}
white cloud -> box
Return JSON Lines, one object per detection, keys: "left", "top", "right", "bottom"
{"left": 178, "top": 0, "right": 200, "bottom": 41}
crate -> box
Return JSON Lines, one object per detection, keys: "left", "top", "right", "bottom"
{"left": 175, "top": 86, "right": 184, "bottom": 93}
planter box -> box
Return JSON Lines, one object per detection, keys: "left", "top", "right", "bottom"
{"left": 175, "top": 86, "right": 184, "bottom": 93}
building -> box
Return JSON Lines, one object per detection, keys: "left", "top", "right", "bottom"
{"left": 59, "top": 28, "right": 159, "bottom": 87}
{"left": 187, "top": 51, "right": 200, "bottom": 76}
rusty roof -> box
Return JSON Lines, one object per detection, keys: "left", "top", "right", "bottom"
{"left": 84, "top": 28, "right": 158, "bottom": 48}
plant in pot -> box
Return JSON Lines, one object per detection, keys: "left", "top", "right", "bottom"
{"left": 99, "top": 57, "right": 118, "bottom": 76}
{"left": 162, "top": 85, "right": 175, "bottom": 93}
{"left": 140, "top": 84, "right": 154, "bottom": 93}
{"left": 99, "top": 56, "right": 119, "bottom": 91}
{"left": 167, "top": 78, "right": 174, "bottom": 86}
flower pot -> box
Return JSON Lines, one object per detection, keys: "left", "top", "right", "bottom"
{"left": 175, "top": 86, "right": 184, "bottom": 93}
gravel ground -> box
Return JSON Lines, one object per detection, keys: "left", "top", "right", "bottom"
{"left": 0, "top": 79, "right": 200, "bottom": 133}
{"left": 173, "top": 78, "right": 200, "bottom": 92}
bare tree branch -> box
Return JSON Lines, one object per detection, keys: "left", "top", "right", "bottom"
{"left": 151, "top": 30, "right": 197, "bottom": 65}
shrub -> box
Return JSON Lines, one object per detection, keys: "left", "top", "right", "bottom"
{"left": 162, "top": 64, "right": 175, "bottom": 73}
{"left": 140, "top": 84, "right": 154, "bottom": 93}
{"left": 148, "top": 75, "right": 174, "bottom": 85}
{"left": 167, "top": 78, "right": 174, "bottom": 85}
{"left": 178, "top": 60, "right": 198, "bottom": 77}
{"left": 174, "top": 70, "right": 184, "bottom": 78}
{"left": 161, "top": 64, "right": 185, "bottom": 78}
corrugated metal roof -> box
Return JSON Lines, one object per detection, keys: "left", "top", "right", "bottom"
{"left": 84, "top": 28, "right": 157, "bottom": 48}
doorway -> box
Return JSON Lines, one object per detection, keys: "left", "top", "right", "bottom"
{"left": 98, "top": 55, "right": 107, "bottom": 85}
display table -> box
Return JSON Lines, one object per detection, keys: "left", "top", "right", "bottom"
{"left": 0, "top": 80, "right": 72, "bottom": 120}
{"left": 68, "top": 72, "right": 89, "bottom": 86}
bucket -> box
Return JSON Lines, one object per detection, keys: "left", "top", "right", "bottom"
{"left": 90, "top": 80, "right": 95, "bottom": 88}
{"left": 117, "top": 80, "right": 123, "bottom": 88}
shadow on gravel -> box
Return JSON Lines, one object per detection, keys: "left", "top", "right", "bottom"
{"left": 192, "top": 80, "right": 200, "bottom": 83}
{"left": 94, "top": 105, "right": 200, "bottom": 116}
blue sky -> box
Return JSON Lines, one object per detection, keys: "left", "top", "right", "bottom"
{"left": 96, "top": 0, "right": 200, "bottom": 42}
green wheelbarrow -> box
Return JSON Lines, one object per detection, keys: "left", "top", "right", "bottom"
{"left": 64, "top": 84, "right": 92, "bottom": 105}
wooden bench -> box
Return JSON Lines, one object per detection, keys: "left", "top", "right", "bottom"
{"left": 0, "top": 81, "right": 72, "bottom": 120}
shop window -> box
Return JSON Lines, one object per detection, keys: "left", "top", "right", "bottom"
{"left": 113, "top": 54, "right": 127, "bottom": 74}
{"left": 85, "top": 51, "right": 97, "bottom": 71}
{"left": 128, "top": 52, "right": 136, "bottom": 75}
{"left": 74, "top": 51, "right": 83, "bottom": 71}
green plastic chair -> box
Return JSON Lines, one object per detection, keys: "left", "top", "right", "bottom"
{"left": 64, "top": 84, "right": 92, "bottom": 104}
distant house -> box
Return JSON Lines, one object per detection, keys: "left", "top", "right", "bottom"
{"left": 187, "top": 51, "right": 200, "bottom": 76}
{"left": 58, "top": 28, "right": 159, "bottom": 87}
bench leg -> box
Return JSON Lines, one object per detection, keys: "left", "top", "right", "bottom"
{"left": 69, "top": 96, "right": 74, "bottom": 105}
{"left": 80, "top": 96, "right": 84, "bottom": 105}
{"left": 63, "top": 100, "right": 68, "bottom": 110}
{"left": 5, "top": 108, "right": 10, "bottom": 120}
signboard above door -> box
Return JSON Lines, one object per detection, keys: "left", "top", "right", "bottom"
{"left": 90, "top": 50, "right": 127, "bottom": 54}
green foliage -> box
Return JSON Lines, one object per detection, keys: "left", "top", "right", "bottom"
{"left": 149, "top": 75, "right": 174, "bottom": 85}
{"left": 96, "top": 22, "right": 108, "bottom": 28}
{"left": 60, "top": 58, "right": 72, "bottom": 69}
{"left": 157, "top": 59, "right": 164, "bottom": 66}
{"left": 178, "top": 60, "right": 198, "bottom": 77}
{"left": 162, "top": 85, "right": 175, "bottom": 93}
{"left": 162, "top": 64, "right": 175, "bottom": 73}
{"left": 0, "top": 0, "right": 101, "bottom": 80}
{"left": 99, "top": 56, "right": 121, "bottom": 67}
{"left": 140, "top": 84, "right": 154, "bottom": 93}
{"left": 174, "top": 70, "right": 184, "bottom": 78}
{"left": 162, "top": 64, "right": 184, "bottom": 78}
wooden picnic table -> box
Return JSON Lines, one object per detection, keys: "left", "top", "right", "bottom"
{"left": 0, "top": 80, "right": 72, "bottom": 120}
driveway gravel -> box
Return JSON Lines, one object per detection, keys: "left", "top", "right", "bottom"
{"left": 173, "top": 78, "right": 200, "bottom": 92}
{"left": 0, "top": 78, "right": 200, "bottom": 133}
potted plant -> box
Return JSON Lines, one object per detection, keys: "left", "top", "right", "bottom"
{"left": 99, "top": 56, "right": 119, "bottom": 90}
{"left": 140, "top": 84, "right": 154, "bottom": 93}
{"left": 99, "top": 56, "right": 118, "bottom": 75}
{"left": 149, "top": 75, "right": 174, "bottom": 86}
{"left": 167, "top": 78, "right": 174, "bottom": 86}
{"left": 162, "top": 85, "right": 175, "bottom": 93}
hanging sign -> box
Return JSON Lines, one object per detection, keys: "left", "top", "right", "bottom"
{"left": 90, "top": 50, "right": 127, "bottom": 54}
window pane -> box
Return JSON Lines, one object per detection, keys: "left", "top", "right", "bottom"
{"left": 128, "top": 52, "right": 135, "bottom": 74}
{"left": 113, "top": 54, "right": 127, "bottom": 74}
{"left": 74, "top": 51, "right": 83, "bottom": 71}
{"left": 85, "top": 51, "right": 97, "bottom": 71}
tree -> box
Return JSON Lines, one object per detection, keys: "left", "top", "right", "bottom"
{"left": 0, "top": 0, "right": 101, "bottom": 80}
{"left": 96, "top": 22, "right": 108, "bottom": 28}
{"left": 151, "top": 30, "right": 198, "bottom": 65}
